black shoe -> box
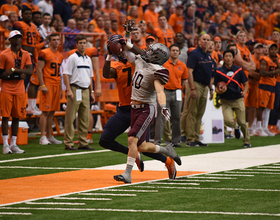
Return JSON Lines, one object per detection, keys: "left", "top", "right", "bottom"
{"left": 243, "top": 143, "right": 251, "bottom": 148}
{"left": 225, "top": 134, "right": 234, "bottom": 139}
{"left": 180, "top": 136, "right": 187, "bottom": 143}
{"left": 186, "top": 142, "right": 199, "bottom": 147}
{"left": 78, "top": 145, "right": 95, "bottom": 150}
{"left": 196, "top": 141, "right": 209, "bottom": 147}
{"left": 235, "top": 127, "right": 241, "bottom": 139}
{"left": 65, "top": 146, "right": 77, "bottom": 150}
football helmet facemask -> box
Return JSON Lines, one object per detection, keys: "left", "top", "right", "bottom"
{"left": 141, "top": 43, "right": 170, "bottom": 65}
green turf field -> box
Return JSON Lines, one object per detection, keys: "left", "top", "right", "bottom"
{"left": 0, "top": 133, "right": 280, "bottom": 219}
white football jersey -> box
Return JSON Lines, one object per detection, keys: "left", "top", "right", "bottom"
{"left": 131, "top": 55, "right": 169, "bottom": 105}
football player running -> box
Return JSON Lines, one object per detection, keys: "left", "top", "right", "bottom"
{"left": 100, "top": 34, "right": 178, "bottom": 180}
{"left": 113, "top": 20, "right": 182, "bottom": 184}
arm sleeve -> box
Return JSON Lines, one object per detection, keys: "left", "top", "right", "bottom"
{"left": 154, "top": 68, "right": 169, "bottom": 85}
{"left": 124, "top": 50, "right": 136, "bottom": 63}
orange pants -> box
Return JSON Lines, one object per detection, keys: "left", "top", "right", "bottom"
{"left": 0, "top": 91, "right": 26, "bottom": 118}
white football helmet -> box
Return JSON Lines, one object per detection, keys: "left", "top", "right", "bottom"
{"left": 141, "top": 43, "right": 170, "bottom": 65}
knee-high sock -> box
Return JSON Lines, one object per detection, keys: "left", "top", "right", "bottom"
{"left": 262, "top": 108, "right": 271, "bottom": 129}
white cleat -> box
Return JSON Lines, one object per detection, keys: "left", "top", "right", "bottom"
{"left": 48, "top": 136, "right": 63, "bottom": 144}
{"left": 87, "top": 138, "right": 93, "bottom": 144}
{"left": 3, "top": 145, "right": 12, "bottom": 154}
{"left": 263, "top": 128, "right": 275, "bottom": 137}
{"left": 40, "top": 136, "right": 51, "bottom": 145}
{"left": 10, "top": 145, "right": 25, "bottom": 154}
{"left": 254, "top": 129, "right": 268, "bottom": 137}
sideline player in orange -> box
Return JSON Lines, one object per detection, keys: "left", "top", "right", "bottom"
{"left": 153, "top": 15, "right": 174, "bottom": 48}
{"left": 99, "top": 34, "right": 177, "bottom": 179}
{"left": 13, "top": 7, "right": 43, "bottom": 115}
{"left": 255, "top": 44, "right": 280, "bottom": 137}
{"left": 36, "top": 33, "right": 64, "bottom": 145}
{"left": 0, "top": 30, "right": 32, "bottom": 154}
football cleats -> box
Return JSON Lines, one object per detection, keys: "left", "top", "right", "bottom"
{"left": 141, "top": 43, "right": 170, "bottom": 65}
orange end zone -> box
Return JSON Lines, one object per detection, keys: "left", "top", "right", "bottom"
{"left": 0, "top": 169, "right": 205, "bottom": 205}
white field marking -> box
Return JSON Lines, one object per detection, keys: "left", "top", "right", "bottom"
{"left": 225, "top": 171, "right": 280, "bottom": 175}
{"left": 204, "top": 174, "right": 254, "bottom": 177}
{"left": 0, "top": 207, "right": 279, "bottom": 217}
{"left": 148, "top": 182, "right": 200, "bottom": 186}
{"left": 0, "top": 166, "right": 94, "bottom": 170}
{"left": 25, "top": 202, "right": 86, "bottom": 205}
{"left": 257, "top": 166, "right": 280, "bottom": 169}
{"left": 133, "top": 186, "right": 280, "bottom": 192}
{"left": 54, "top": 197, "right": 111, "bottom": 201}
{"left": 0, "top": 212, "right": 32, "bottom": 215}
{"left": 171, "top": 179, "right": 219, "bottom": 182}
{"left": 187, "top": 176, "right": 236, "bottom": 179}
{"left": 103, "top": 189, "right": 158, "bottom": 192}
{"left": 79, "top": 193, "right": 136, "bottom": 196}
{"left": 0, "top": 150, "right": 109, "bottom": 164}
{"left": 272, "top": 163, "right": 280, "bottom": 166}
{"left": 244, "top": 169, "right": 280, "bottom": 172}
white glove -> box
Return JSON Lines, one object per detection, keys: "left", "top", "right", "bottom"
{"left": 161, "top": 104, "right": 171, "bottom": 121}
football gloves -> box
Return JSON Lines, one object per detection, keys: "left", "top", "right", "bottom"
{"left": 161, "top": 105, "right": 171, "bottom": 121}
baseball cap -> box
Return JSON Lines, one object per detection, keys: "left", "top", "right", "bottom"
{"left": 0, "top": 15, "right": 9, "bottom": 22}
{"left": 9, "top": 30, "right": 22, "bottom": 39}
{"left": 254, "top": 43, "right": 263, "bottom": 49}
{"left": 176, "top": 5, "right": 184, "bottom": 9}
{"left": 245, "top": 39, "right": 257, "bottom": 45}
{"left": 214, "top": 36, "right": 221, "bottom": 42}
{"left": 146, "top": 35, "right": 156, "bottom": 42}
{"left": 269, "top": 43, "right": 278, "bottom": 49}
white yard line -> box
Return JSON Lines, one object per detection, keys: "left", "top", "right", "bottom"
{"left": 0, "top": 150, "right": 109, "bottom": 164}
{"left": 78, "top": 193, "right": 136, "bottom": 197}
{"left": 25, "top": 202, "right": 85, "bottom": 205}
{"left": 0, "top": 211, "right": 32, "bottom": 215}
{"left": 0, "top": 207, "right": 279, "bottom": 217}
{"left": 226, "top": 171, "right": 280, "bottom": 175}
{"left": 187, "top": 176, "right": 236, "bottom": 179}
{"left": 148, "top": 182, "right": 200, "bottom": 185}
{"left": 103, "top": 189, "right": 158, "bottom": 192}
{"left": 171, "top": 179, "right": 219, "bottom": 182}
{"left": 54, "top": 197, "right": 111, "bottom": 201}
{"left": 244, "top": 169, "right": 280, "bottom": 172}
{"left": 133, "top": 185, "right": 280, "bottom": 192}
{"left": 204, "top": 174, "right": 254, "bottom": 177}
{"left": 0, "top": 166, "right": 94, "bottom": 170}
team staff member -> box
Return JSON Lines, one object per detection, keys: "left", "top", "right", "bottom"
{"left": 63, "top": 34, "right": 95, "bottom": 151}
{"left": 68, "top": 46, "right": 102, "bottom": 143}
{"left": 255, "top": 44, "right": 280, "bottom": 137}
{"left": 153, "top": 15, "right": 174, "bottom": 48}
{"left": 182, "top": 34, "right": 215, "bottom": 147}
{"left": 154, "top": 44, "right": 188, "bottom": 148}
{"left": 0, "top": 30, "right": 32, "bottom": 154}
{"left": 37, "top": 33, "right": 64, "bottom": 145}
{"left": 100, "top": 36, "right": 177, "bottom": 180}
{"left": 215, "top": 50, "right": 251, "bottom": 148}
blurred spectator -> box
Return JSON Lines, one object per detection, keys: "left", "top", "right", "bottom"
{"left": 53, "top": 0, "right": 72, "bottom": 26}
{"left": 194, "top": 17, "right": 207, "bottom": 36}
{"left": 81, "top": 0, "right": 94, "bottom": 18}
{"left": 102, "top": 12, "right": 110, "bottom": 21}
{"left": 153, "top": 15, "right": 174, "bottom": 48}
{"left": 145, "top": 35, "right": 156, "bottom": 47}
{"left": 128, "top": 0, "right": 143, "bottom": 21}
{"left": 39, "top": 13, "right": 55, "bottom": 41}
{"left": 104, "top": 19, "right": 112, "bottom": 35}
{"left": 109, "top": 11, "right": 118, "bottom": 21}
{"left": 50, "top": 19, "right": 58, "bottom": 31}
{"left": 72, "top": 8, "right": 82, "bottom": 22}
{"left": 154, "top": 0, "right": 163, "bottom": 13}
{"left": 94, "top": 15, "right": 106, "bottom": 34}
{"left": 22, "top": 0, "right": 39, "bottom": 12}
{"left": 76, "top": 18, "right": 84, "bottom": 31}
{"left": 214, "top": 20, "right": 232, "bottom": 51}
{"left": 208, "top": 12, "right": 221, "bottom": 37}
{"left": 82, "top": 18, "right": 89, "bottom": 32}
{"left": 221, "top": 2, "right": 243, "bottom": 26}
{"left": 68, "top": 0, "right": 81, "bottom": 7}
{"left": 168, "top": 5, "right": 184, "bottom": 34}
{"left": 196, "top": 0, "right": 208, "bottom": 20}
{"left": 15, "top": 0, "right": 23, "bottom": 18}
{"left": 131, "top": 27, "right": 146, "bottom": 50}
{"left": 175, "top": 32, "right": 188, "bottom": 64}
{"left": 184, "top": 5, "right": 195, "bottom": 44}
{"left": 111, "top": 20, "right": 120, "bottom": 35}
{"left": 163, "top": 0, "right": 174, "bottom": 19}
{"left": 89, "top": 10, "right": 101, "bottom": 28}
{"left": 7, "top": 11, "right": 18, "bottom": 31}
{"left": 138, "top": 20, "right": 147, "bottom": 42}
{"left": 37, "top": 0, "right": 53, "bottom": 17}
{"left": 87, "top": 23, "right": 94, "bottom": 33}
{"left": 127, "top": 5, "right": 141, "bottom": 25}
{"left": 210, "top": 5, "right": 224, "bottom": 23}
{"left": 143, "top": 0, "right": 158, "bottom": 34}
{"left": 114, "top": 0, "right": 126, "bottom": 19}
{"left": 117, "top": 12, "right": 126, "bottom": 34}
{"left": 243, "top": 2, "right": 258, "bottom": 32}
{"left": 82, "top": 11, "right": 91, "bottom": 22}
{"left": 63, "top": 19, "right": 81, "bottom": 51}
{"left": 0, "top": 15, "right": 11, "bottom": 48}
{"left": 0, "top": 0, "right": 19, "bottom": 17}
{"left": 102, "top": 0, "right": 115, "bottom": 14}
{"left": 95, "top": 0, "right": 103, "bottom": 15}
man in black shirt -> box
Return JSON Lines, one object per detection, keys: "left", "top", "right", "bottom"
{"left": 215, "top": 50, "right": 251, "bottom": 148}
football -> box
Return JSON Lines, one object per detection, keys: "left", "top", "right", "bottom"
{"left": 109, "top": 41, "right": 123, "bottom": 56}
{"left": 217, "top": 81, "right": 227, "bottom": 90}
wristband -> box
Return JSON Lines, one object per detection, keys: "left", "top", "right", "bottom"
{"left": 91, "top": 90, "right": 94, "bottom": 93}
{"left": 210, "top": 89, "right": 214, "bottom": 91}
{"left": 106, "top": 55, "right": 112, "bottom": 61}
{"left": 191, "top": 87, "right": 195, "bottom": 90}
{"left": 125, "top": 32, "right": 131, "bottom": 38}
{"left": 40, "top": 85, "right": 45, "bottom": 87}
{"left": 126, "top": 41, "right": 133, "bottom": 49}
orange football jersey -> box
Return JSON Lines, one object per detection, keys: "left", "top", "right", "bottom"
{"left": 111, "top": 61, "right": 135, "bottom": 107}
{"left": 13, "top": 21, "right": 39, "bottom": 48}
{"left": 259, "top": 56, "right": 277, "bottom": 86}
{"left": 38, "top": 48, "right": 64, "bottom": 85}
{"left": 153, "top": 28, "right": 174, "bottom": 48}
{"left": 236, "top": 44, "right": 251, "bottom": 78}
